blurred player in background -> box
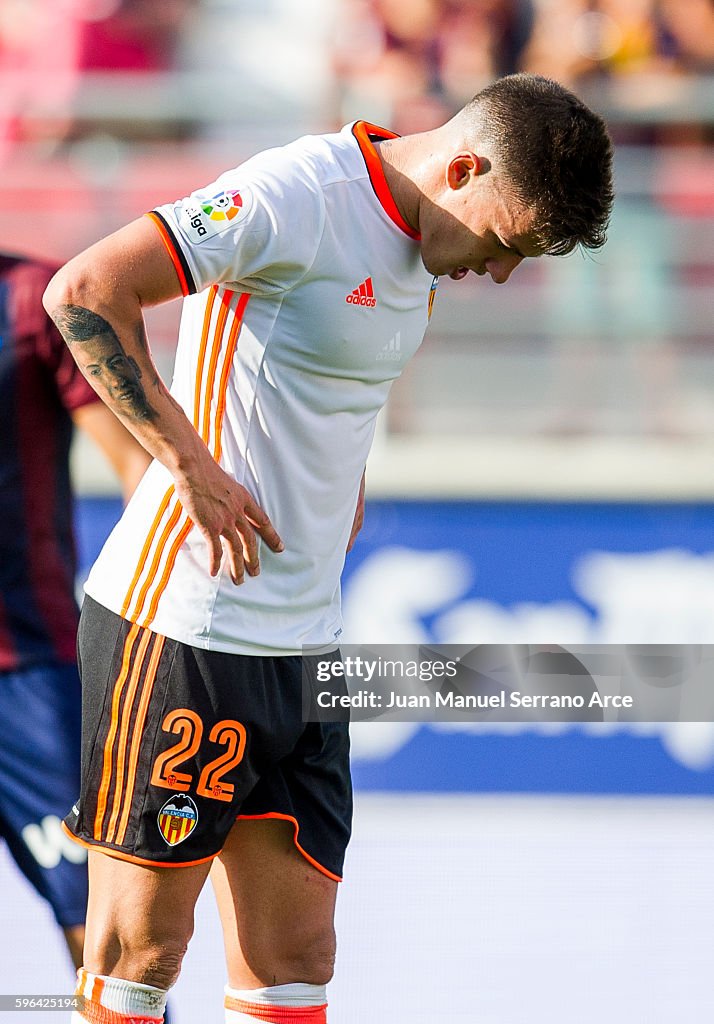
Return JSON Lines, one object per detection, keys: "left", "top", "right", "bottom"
{"left": 44, "top": 73, "right": 612, "bottom": 1024}
{"left": 0, "top": 253, "right": 150, "bottom": 969}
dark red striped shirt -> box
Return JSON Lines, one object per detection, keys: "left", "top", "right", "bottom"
{"left": 0, "top": 254, "right": 99, "bottom": 671}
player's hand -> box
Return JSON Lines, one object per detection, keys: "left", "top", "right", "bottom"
{"left": 174, "top": 456, "right": 283, "bottom": 584}
{"left": 346, "top": 471, "right": 365, "bottom": 553}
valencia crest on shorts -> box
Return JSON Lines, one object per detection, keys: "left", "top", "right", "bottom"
{"left": 158, "top": 795, "right": 198, "bottom": 847}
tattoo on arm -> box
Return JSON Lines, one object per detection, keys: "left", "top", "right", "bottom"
{"left": 52, "top": 305, "right": 114, "bottom": 342}
{"left": 51, "top": 304, "right": 156, "bottom": 423}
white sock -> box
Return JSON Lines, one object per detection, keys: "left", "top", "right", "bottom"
{"left": 72, "top": 968, "right": 168, "bottom": 1022}
{"left": 224, "top": 983, "right": 327, "bottom": 1022}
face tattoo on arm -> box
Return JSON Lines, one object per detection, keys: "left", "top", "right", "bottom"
{"left": 51, "top": 305, "right": 156, "bottom": 423}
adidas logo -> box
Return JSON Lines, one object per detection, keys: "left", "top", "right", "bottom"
{"left": 346, "top": 276, "right": 376, "bottom": 307}
{"left": 377, "top": 331, "right": 401, "bottom": 361}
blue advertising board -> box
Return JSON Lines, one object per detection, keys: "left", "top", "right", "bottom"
{"left": 76, "top": 497, "right": 714, "bottom": 795}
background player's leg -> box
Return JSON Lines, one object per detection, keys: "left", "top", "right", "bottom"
{"left": 211, "top": 819, "right": 337, "bottom": 1021}
{"left": 0, "top": 665, "right": 91, "bottom": 971}
{"left": 73, "top": 850, "right": 211, "bottom": 1023}
{"left": 63, "top": 925, "right": 85, "bottom": 969}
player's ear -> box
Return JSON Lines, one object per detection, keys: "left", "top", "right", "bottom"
{"left": 446, "top": 152, "right": 481, "bottom": 190}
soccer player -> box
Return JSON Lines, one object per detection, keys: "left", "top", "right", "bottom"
{"left": 0, "top": 252, "right": 151, "bottom": 968}
{"left": 43, "top": 73, "right": 613, "bottom": 1024}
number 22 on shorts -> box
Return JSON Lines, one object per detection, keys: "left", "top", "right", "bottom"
{"left": 150, "top": 708, "right": 247, "bottom": 802}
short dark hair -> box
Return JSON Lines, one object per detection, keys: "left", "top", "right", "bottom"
{"left": 461, "top": 73, "right": 614, "bottom": 255}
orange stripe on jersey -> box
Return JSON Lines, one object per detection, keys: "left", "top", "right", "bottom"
{"left": 201, "top": 289, "right": 233, "bottom": 443}
{"left": 145, "top": 211, "right": 191, "bottom": 297}
{"left": 224, "top": 997, "right": 327, "bottom": 1022}
{"left": 127, "top": 498, "right": 183, "bottom": 623}
{"left": 214, "top": 293, "right": 250, "bottom": 463}
{"left": 115, "top": 634, "right": 166, "bottom": 846}
{"left": 104, "top": 627, "right": 153, "bottom": 844}
{"left": 120, "top": 290, "right": 218, "bottom": 622}
{"left": 93, "top": 624, "right": 141, "bottom": 840}
{"left": 120, "top": 486, "right": 175, "bottom": 619}
{"left": 121, "top": 289, "right": 218, "bottom": 622}
{"left": 137, "top": 292, "right": 247, "bottom": 626}
{"left": 123, "top": 290, "right": 247, "bottom": 631}
{"left": 193, "top": 285, "right": 218, "bottom": 429}
{"left": 352, "top": 121, "right": 421, "bottom": 241}
{"left": 140, "top": 516, "right": 193, "bottom": 626}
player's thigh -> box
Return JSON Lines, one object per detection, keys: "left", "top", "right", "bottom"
{"left": 211, "top": 818, "right": 338, "bottom": 989}
{"left": 84, "top": 850, "right": 211, "bottom": 986}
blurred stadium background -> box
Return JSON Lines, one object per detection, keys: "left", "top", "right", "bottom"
{"left": 2, "top": 0, "right": 714, "bottom": 1020}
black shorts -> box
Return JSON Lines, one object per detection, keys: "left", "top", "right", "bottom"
{"left": 64, "top": 596, "right": 352, "bottom": 880}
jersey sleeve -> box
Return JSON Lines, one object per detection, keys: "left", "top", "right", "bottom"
{"left": 147, "top": 159, "right": 326, "bottom": 297}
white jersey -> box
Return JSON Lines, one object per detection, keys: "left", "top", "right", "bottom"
{"left": 85, "top": 122, "right": 437, "bottom": 654}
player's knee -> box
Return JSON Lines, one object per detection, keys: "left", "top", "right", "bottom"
{"left": 137, "top": 941, "right": 189, "bottom": 989}
{"left": 276, "top": 929, "right": 336, "bottom": 986}
{"left": 294, "top": 945, "right": 336, "bottom": 986}
{"left": 242, "top": 925, "right": 336, "bottom": 987}
{"left": 85, "top": 932, "right": 190, "bottom": 990}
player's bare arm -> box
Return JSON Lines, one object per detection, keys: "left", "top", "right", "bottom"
{"left": 43, "top": 217, "right": 283, "bottom": 583}
{"left": 71, "top": 402, "right": 152, "bottom": 502}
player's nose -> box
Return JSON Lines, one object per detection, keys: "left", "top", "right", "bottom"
{"left": 485, "top": 252, "right": 524, "bottom": 284}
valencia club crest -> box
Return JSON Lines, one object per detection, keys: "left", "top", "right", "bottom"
{"left": 157, "top": 794, "right": 198, "bottom": 847}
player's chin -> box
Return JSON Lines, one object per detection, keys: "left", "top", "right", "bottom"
{"left": 421, "top": 251, "right": 467, "bottom": 280}
{"left": 420, "top": 250, "right": 444, "bottom": 277}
